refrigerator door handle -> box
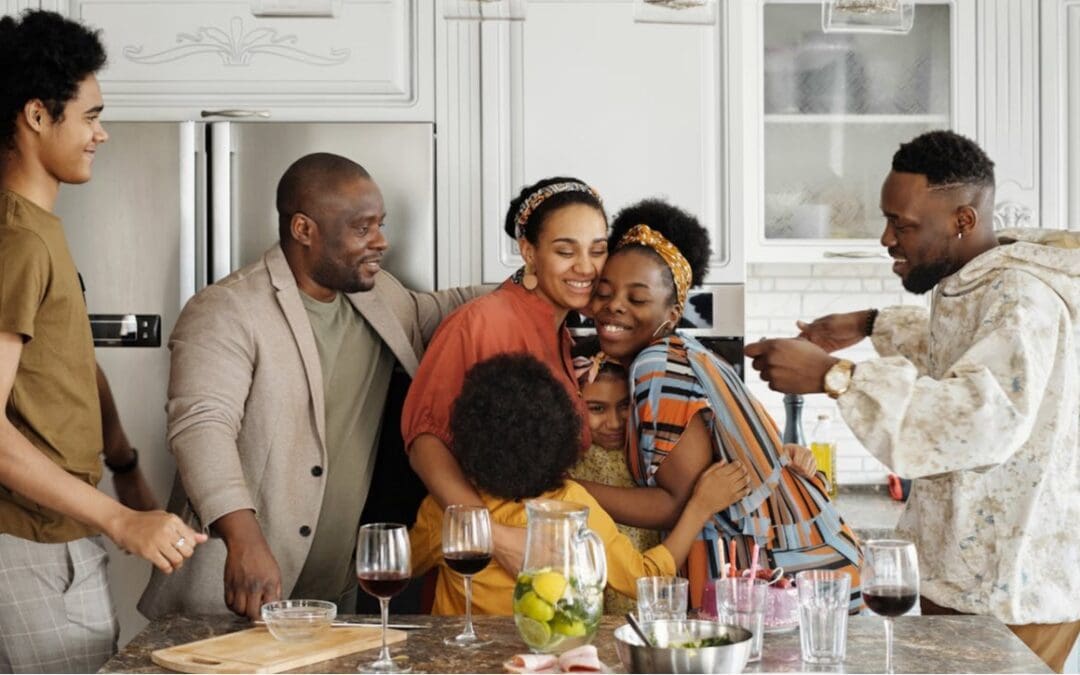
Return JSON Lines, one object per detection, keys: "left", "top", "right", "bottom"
{"left": 201, "top": 109, "right": 271, "bottom": 119}
{"left": 179, "top": 122, "right": 197, "bottom": 307}
{"left": 210, "top": 122, "right": 233, "bottom": 282}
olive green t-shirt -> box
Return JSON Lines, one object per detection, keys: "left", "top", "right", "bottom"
{"left": 0, "top": 189, "right": 102, "bottom": 543}
{"left": 291, "top": 291, "right": 394, "bottom": 604}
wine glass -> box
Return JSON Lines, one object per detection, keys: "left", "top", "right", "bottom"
{"left": 356, "top": 523, "right": 412, "bottom": 673}
{"left": 442, "top": 505, "right": 494, "bottom": 647}
{"left": 861, "top": 539, "right": 919, "bottom": 673}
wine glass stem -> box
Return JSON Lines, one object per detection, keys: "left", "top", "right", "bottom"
{"left": 884, "top": 617, "right": 894, "bottom": 673}
{"left": 463, "top": 575, "right": 476, "bottom": 638}
{"left": 379, "top": 596, "right": 391, "bottom": 663}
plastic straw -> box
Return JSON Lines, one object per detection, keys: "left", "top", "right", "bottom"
{"left": 729, "top": 540, "right": 737, "bottom": 577}
{"left": 749, "top": 542, "right": 760, "bottom": 581}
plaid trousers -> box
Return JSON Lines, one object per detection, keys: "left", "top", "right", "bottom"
{"left": 0, "top": 534, "right": 118, "bottom": 674}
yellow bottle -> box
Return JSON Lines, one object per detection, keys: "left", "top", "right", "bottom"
{"left": 810, "top": 414, "right": 838, "bottom": 498}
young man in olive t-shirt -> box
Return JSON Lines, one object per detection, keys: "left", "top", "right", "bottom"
{"left": 0, "top": 11, "right": 205, "bottom": 672}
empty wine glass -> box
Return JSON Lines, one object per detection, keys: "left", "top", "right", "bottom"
{"left": 861, "top": 539, "right": 919, "bottom": 673}
{"left": 356, "top": 523, "right": 412, "bottom": 673}
{"left": 442, "top": 505, "right": 494, "bottom": 647}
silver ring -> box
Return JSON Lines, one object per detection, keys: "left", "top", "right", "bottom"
{"left": 174, "top": 537, "right": 186, "bottom": 549}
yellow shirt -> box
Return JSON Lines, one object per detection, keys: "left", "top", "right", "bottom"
{"left": 410, "top": 480, "right": 676, "bottom": 616}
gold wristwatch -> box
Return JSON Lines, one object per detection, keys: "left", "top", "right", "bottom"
{"left": 823, "top": 359, "right": 856, "bottom": 399}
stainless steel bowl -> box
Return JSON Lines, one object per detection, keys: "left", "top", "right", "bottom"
{"left": 614, "top": 620, "right": 753, "bottom": 674}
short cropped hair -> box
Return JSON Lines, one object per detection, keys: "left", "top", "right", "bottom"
{"left": 892, "top": 130, "right": 995, "bottom": 189}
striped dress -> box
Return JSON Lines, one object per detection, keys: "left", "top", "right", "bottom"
{"left": 627, "top": 334, "right": 863, "bottom": 612}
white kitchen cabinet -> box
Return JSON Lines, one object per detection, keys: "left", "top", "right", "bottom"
{"left": 741, "top": 0, "right": 977, "bottom": 263}
{"left": 475, "top": 0, "right": 743, "bottom": 285}
{"left": 1041, "top": 0, "right": 1080, "bottom": 231}
{"left": 64, "top": 0, "right": 433, "bottom": 121}
{"left": 977, "top": 0, "right": 1041, "bottom": 230}
{"left": 3, "top": 1, "right": 38, "bottom": 17}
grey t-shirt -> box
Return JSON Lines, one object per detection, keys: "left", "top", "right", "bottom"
{"left": 291, "top": 291, "right": 394, "bottom": 604}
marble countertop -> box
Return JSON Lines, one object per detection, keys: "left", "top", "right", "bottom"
{"left": 833, "top": 484, "right": 906, "bottom": 541}
{"left": 100, "top": 613, "right": 1049, "bottom": 674}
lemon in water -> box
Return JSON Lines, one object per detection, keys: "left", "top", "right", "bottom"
{"left": 516, "top": 591, "right": 555, "bottom": 622}
{"left": 516, "top": 616, "right": 552, "bottom": 649}
{"left": 531, "top": 571, "right": 568, "bottom": 604}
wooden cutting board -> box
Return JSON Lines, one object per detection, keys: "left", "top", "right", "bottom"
{"left": 151, "top": 625, "right": 407, "bottom": 673}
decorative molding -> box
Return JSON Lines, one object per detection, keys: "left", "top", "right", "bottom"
{"left": 435, "top": 7, "right": 484, "bottom": 287}
{"left": 993, "top": 200, "right": 1033, "bottom": 230}
{"left": 2, "top": 1, "right": 39, "bottom": 15}
{"left": 122, "top": 16, "right": 350, "bottom": 67}
{"left": 977, "top": 0, "right": 1038, "bottom": 223}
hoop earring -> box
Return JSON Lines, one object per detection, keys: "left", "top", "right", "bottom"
{"left": 522, "top": 263, "right": 538, "bottom": 291}
{"left": 651, "top": 319, "right": 673, "bottom": 339}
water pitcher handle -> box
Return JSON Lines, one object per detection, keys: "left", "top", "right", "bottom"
{"left": 578, "top": 528, "right": 607, "bottom": 591}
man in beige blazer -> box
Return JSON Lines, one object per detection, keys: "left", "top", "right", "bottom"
{"left": 139, "top": 153, "right": 483, "bottom": 619}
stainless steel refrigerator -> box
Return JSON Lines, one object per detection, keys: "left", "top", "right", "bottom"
{"left": 54, "top": 121, "right": 435, "bottom": 643}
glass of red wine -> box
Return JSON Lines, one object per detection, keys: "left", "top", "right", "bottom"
{"left": 442, "top": 505, "right": 493, "bottom": 647}
{"left": 356, "top": 523, "right": 412, "bottom": 673}
{"left": 861, "top": 539, "right": 919, "bottom": 673}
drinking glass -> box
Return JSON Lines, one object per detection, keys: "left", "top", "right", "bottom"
{"left": 714, "top": 577, "right": 768, "bottom": 662}
{"left": 796, "top": 570, "right": 850, "bottom": 664}
{"left": 636, "top": 576, "right": 689, "bottom": 623}
{"left": 861, "top": 539, "right": 919, "bottom": 673}
{"left": 442, "top": 505, "right": 493, "bottom": 647}
{"left": 356, "top": 523, "right": 412, "bottom": 673}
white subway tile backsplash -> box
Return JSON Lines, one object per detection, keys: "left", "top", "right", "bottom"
{"left": 746, "top": 293, "right": 804, "bottom": 318}
{"left": 745, "top": 262, "right": 930, "bottom": 485}
{"left": 800, "top": 293, "right": 900, "bottom": 318}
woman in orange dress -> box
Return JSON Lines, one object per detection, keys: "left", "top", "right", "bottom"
{"left": 402, "top": 177, "right": 608, "bottom": 572}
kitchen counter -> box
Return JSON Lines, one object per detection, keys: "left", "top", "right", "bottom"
{"left": 100, "top": 613, "right": 1049, "bottom": 673}
{"left": 834, "top": 483, "right": 906, "bottom": 541}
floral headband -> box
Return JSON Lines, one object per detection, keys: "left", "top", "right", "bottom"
{"left": 616, "top": 224, "right": 692, "bottom": 313}
{"left": 513, "top": 181, "right": 602, "bottom": 240}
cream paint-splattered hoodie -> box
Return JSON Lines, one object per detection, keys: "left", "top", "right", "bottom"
{"left": 838, "top": 228, "right": 1080, "bottom": 625}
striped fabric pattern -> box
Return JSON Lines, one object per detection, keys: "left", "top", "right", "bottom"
{"left": 627, "top": 334, "right": 863, "bottom": 611}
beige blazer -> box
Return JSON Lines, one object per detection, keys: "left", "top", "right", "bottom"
{"left": 139, "top": 245, "right": 482, "bottom": 618}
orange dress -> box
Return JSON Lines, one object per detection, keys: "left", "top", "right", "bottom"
{"left": 402, "top": 277, "right": 590, "bottom": 454}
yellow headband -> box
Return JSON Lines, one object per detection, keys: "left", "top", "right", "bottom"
{"left": 616, "top": 224, "right": 692, "bottom": 313}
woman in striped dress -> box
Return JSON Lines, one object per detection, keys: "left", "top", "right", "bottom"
{"left": 579, "top": 199, "right": 862, "bottom": 612}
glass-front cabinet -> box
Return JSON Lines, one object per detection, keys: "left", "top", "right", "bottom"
{"left": 739, "top": 0, "right": 976, "bottom": 262}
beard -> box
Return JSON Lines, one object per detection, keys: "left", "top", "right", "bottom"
{"left": 901, "top": 258, "right": 954, "bottom": 294}
{"left": 311, "top": 255, "right": 372, "bottom": 293}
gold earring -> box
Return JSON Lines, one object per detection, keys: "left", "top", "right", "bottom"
{"left": 522, "top": 263, "right": 538, "bottom": 291}
{"left": 651, "top": 319, "right": 673, "bottom": 339}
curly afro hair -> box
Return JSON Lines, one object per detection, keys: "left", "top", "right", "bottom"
{"left": 607, "top": 199, "right": 712, "bottom": 306}
{"left": 502, "top": 176, "right": 607, "bottom": 244}
{"left": 0, "top": 10, "right": 106, "bottom": 149}
{"left": 450, "top": 353, "right": 582, "bottom": 501}
{"left": 892, "top": 130, "right": 995, "bottom": 189}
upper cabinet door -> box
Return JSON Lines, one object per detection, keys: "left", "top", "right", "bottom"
{"left": 68, "top": 0, "right": 433, "bottom": 121}
{"left": 3, "top": 1, "right": 39, "bottom": 18}
{"left": 742, "top": 0, "right": 976, "bottom": 263}
{"left": 1041, "top": 0, "right": 1080, "bottom": 231}
{"left": 478, "top": 0, "right": 742, "bottom": 284}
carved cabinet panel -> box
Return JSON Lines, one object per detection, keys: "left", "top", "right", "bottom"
{"left": 70, "top": 0, "right": 433, "bottom": 120}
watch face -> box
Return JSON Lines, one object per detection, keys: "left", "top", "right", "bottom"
{"left": 826, "top": 363, "right": 851, "bottom": 394}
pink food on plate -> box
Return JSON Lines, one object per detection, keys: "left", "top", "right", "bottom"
{"left": 558, "top": 645, "right": 604, "bottom": 672}
{"left": 504, "top": 654, "right": 559, "bottom": 674}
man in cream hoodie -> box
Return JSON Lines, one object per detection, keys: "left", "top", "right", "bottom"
{"left": 746, "top": 130, "right": 1080, "bottom": 672}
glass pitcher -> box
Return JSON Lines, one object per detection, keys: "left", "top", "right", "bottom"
{"left": 513, "top": 499, "right": 607, "bottom": 653}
